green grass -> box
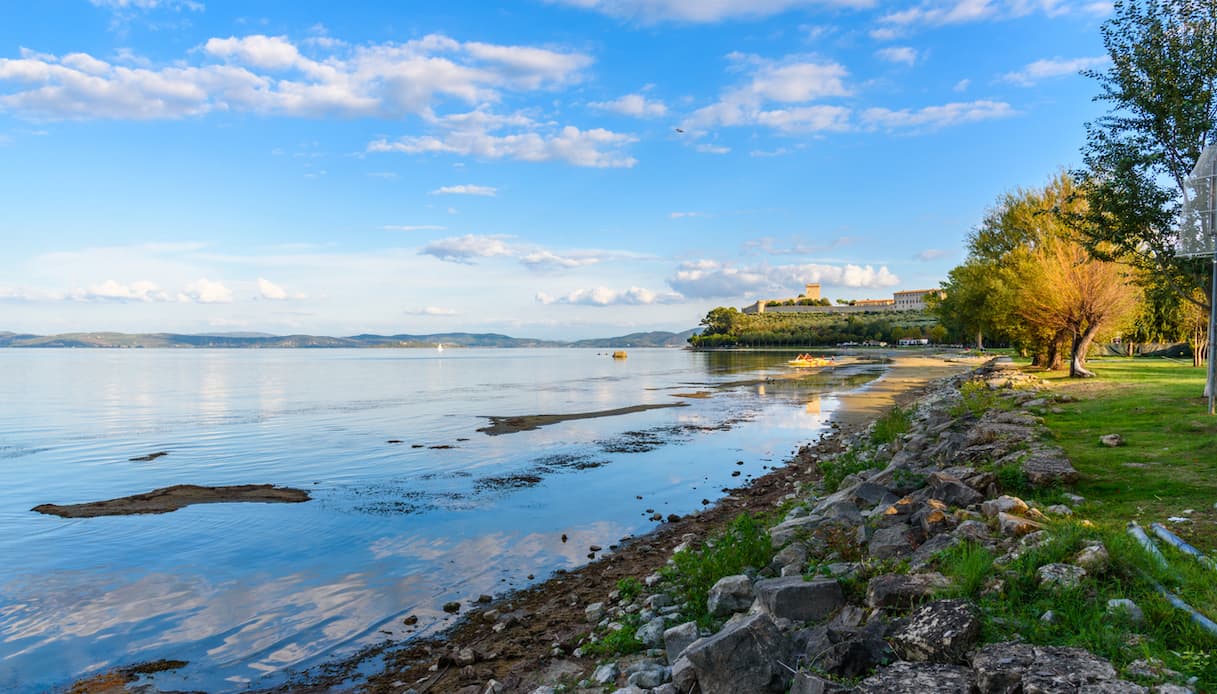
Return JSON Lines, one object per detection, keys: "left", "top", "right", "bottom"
{"left": 661, "top": 513, "right": 777, "bottom": 629}
{"left": 1036, "top": 357, "right": 1217, "bottom": 550}
{"left": 870, "top": 405, "right": 914, "bottom": 445}
{"left": 580, "top": 612, "right": 645, "bottom": 657}
{"left": 818, "top": 448, "right": 882, "bottom": 493}
{"left": 927, "top": 358, "right": 1217, "bottom": 690}
{"left": 615, "top": 576, "right": 642, "bottom": 603}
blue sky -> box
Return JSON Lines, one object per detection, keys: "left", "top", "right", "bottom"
{"left": 0, "top": 0, "right": 1111, "bottom": 339}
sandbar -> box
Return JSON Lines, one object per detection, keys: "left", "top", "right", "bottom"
{"left": 478, "top": 403, "right": 689, "bottom": 436}
{"left": 33, "top": 484, "right": 311, "bottom": 518}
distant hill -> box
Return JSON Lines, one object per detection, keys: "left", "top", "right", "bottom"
{"left": 0, "top": 330, "right": 699, "bottom": 349}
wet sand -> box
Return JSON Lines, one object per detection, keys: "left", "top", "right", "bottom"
{"left": 32, "top": 484, "right": 311, "bottom": 518}
{"left": 477, "top": 403, "right": 689, "bottom": 436}
{"left": 831, "top": 353, "right": 985, "bottom": 426}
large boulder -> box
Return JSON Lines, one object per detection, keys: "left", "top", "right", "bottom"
{"left": 888, "top": 599, "right": 981, "bottom": 664}
{"left": 866, "top": 572, "right": 952, "bottom": 609}
{"left": 796, "top": 619, "right": 895, "bottom": 679}
{"left": 790, "top": 671, "right": 850, "bottom": 694}
{"left": 755, "top": 577, "right": 845, "bottom": 623}
{"left": 928, "top": 472, "right": 984, "bottom": 508}
{"left": 972, "top": 641, "right": 1036, "bottom": 694}
{"left": 1021, "top": 646, "right": 1118, "bottom": 692}
{"left": 663, "top": 621, "right": 699, "bottom": 663}
{"left": 706, "top": 574, "right": 754, "bottom": 617}
{"left": 771, "top": 516, "right": 823, "bottom": 546}
{"left": 1021, "top": 447, "right": 1079, "bottom": 486}
{"left": 682, "top": 613, "right": 792, "bottom": 694}
{"left": 868, "top": 524, "right": 920, "bottom": 559}
{"left": 855, "top": 662, "right": 976, "bottom": 693}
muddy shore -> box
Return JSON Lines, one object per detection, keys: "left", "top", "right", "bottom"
{"left": 265, "top": 353, "right": 981, "bottom": 694}
{"left": 33, "top": 484, "right": 311, "bottom": 518}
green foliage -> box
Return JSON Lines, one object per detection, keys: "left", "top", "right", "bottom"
{"left": 934, "top": 541, "right": 995, "bottom": 598}
{"left": 870, "top": 405, "right": 913, "bottom": 445}
{"left": 661, "top": 513, "right": 776, "bottom": 629}
{"left": 688, "top": 308, "right": 941, "bottom": 348}
{"left": 817, "top": 448, "right": 882, "bottom": 493}
{"left": 949, "top": 381, "right": 1003, "bottom": 418}
{"left": 580, "top": 612, "right": 644, "bottom": 657}
{"left": 993, "top": 462, "right": 1031, "bottom": 494}
{"left": 615, "top": 576, "right": 642, "bottom": 603}
{"left": 1071, "top": 0, "right": 1216, "bottom": 311}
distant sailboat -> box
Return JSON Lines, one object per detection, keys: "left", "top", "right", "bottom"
{"left": 436, "top": 343, "right": 444, "bottom": 353}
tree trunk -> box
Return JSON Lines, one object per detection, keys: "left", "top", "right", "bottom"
{"left": 1045, "top": 340, "right": 1064, "bottom": 371}
{"left": 1070, "top": 324, "right": 1101, "bottom": 378}
{"left": 975, "top": 329, "right": 984, "bottom": 350}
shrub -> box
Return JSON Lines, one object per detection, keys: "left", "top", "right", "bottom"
{"left": 661, "top": 513, "right": 776, "bottom": 628}
{"left": 818, "top": 449, "right": 882, "bottom": 493}
{"left": 871, "top": 405, "right": 913, "bottom": 445}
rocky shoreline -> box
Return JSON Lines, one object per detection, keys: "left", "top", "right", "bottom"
{"left": 304, "top": 357, "right": 1202, "bottom": 694}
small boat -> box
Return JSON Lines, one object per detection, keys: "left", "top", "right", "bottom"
{"left": 787, "top": 355, "right": 833, "bottom": 368}
{"left": 436, "top": 343, "right": 444, "bottom": 353}
{"left": 611, "top": 351, "right": 628, "bottom": 359}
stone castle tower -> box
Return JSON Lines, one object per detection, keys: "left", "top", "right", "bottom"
{"left": 803, "top": 283, "right": 821, "bottom": 301}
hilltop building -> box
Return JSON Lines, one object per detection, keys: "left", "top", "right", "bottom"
{"left": 742, "top": 286, "right": 942, "bottom": 315}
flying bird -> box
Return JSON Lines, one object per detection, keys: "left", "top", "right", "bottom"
{"left": 674, "top": 128, "right": 685, "bottom": 133}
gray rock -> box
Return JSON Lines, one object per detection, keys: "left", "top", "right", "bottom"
{"left": 627, "top": 662, "right": 670, "bottom": 689}
{"left": 1080, "top": 681, "right": 1148, "bottom": 693}
{"left": 855, "top": 661, "right": 976, "bottom": 693}
{"left": 663, "top": 621, "right": 699, "bottom": 663}
{"left": 790, "top": 671, "right": 849, "bottom": 694}
{"left": 683, "top": 613, "right": 792, "bottom": 694}
{"left": 1074, "top": 543, "right": 1109, "bottom": 571}
{"left": 636, "top": 616, "right": 667, "bottom": 648}
{"left": 706, "top": 574, "right": 753, "bottom": 617}
{"left": 771, "top": 516, "right": 823, "bottom": 546}
{"left": 909, "top": 533, "right": 961, "bottom": 571}
{"left": 1152, "top": 685, "right": 1195, "bottom": 694}
{"left": 528, "top": 687, "right": 556, "bottom": 694}
{"left": 981, "top": 495, "right": 1029, "bottom": 518}
{"left": 1021, "top": 646, "right": 1118, "bottom": 692}
{"left": 1105, "top": 598, "right": 1144, "bottom": 624}
{"left": 998, "top": 511, "right": 1045, "bottom": 537}
{"left": 972, "top": 641, "right": 1036, "bottom": 694}
{"left": 610, "top": 687, "right": 645, "bottom": 694}
{"left": 889, "top": 599, "right": 981, "bottom": 664}
{"left": 1021, "top": 447, "right": 1078, "bottom": 486}
{"left": 671, "top": 655, "right": 696, "bottom": 693}
{"left": 852, "top": 481, "right": 900, "bottom": 509}
{"left": 1044, "top": 504, "right": 1074, "bottom": 516}
{"left": 954, "top": 519, "right": 992, "bottom": 543}
{"left": 755, "top": 576, "right": 845, "bottom": 623}
{"left": 866, "top": 572, "right": 952, "bottom": 609}
{"left": 1100, "top": 433, "right": 1124, "bottom": 447}
{"left": 869, "top": 523, "right": 919, "bottom": 559}
{"left": 1037, "top": 563, "right": 1086, "bottom": 589}
{"left": 929, "top": 471, "right": 984, "bottom": 508}
{"left": 586, "top": 602, "right": 605, "bottom": 623}
{"left": 913, "top": 500, "right": 954, "bottom": 537}
{"left": 592, "top": 662, "right": 620, "bottom": 684}
{"left": 823, "top": 500, "right": 864, "bottom": 524}
{"left": 773, "top": 543, "right": 809, "bottom": 571}
{"left": 651, "top": 684, "right": 679, "bottom": 694}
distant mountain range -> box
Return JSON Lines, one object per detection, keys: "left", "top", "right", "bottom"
{"left": 0, "top": 329, "right": 700, "bottom": 349}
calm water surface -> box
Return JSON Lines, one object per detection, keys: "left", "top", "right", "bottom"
{"left": 0, "top": 348, "right": 883, "bottom": 692}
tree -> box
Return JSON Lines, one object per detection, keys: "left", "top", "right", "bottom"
{"left": 938, "top": 172, "right": 1142, "bottom": 375}
{"left": 699, "top": 307, "right": 741, "bottom": 336}
{"left": 1017, "top": 238, "right": 1140, "bottom": 377}
{"left": 1072, "top": 0, "right": 1214, "bottom": 330}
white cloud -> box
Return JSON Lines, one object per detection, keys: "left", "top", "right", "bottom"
{"left": 915, "top": 248, "right": 950, "bottom": 261}
{"left": 88, "top": 0, "right": 203, "bottom": 9}
{"left": 0, "top": 33, "right": 589, "bottom": 121}
{"left": 683, "top": 57, "right": 852, "bottom": 135}
{"left": 256, "top": 277, "right": 304, "bottom": 300}
{"left": 669, "top": 211, "right": 708, "bottom": 219}
{"left": 430, "top": 184, "right": 497, "bottom": 196}
{"left": 370, "top": 123, "right": 638, "bottom": 168}
{"left": 381, "top": 224, "right": 447, "bottom": 231}
{"left": 953, "top": 78, "right": 971, "bottom": 92}
{"left": 667, "top": 259, "right": 899, "bottom": 298}
{"left": 695, "top": 143, "right": 731, "bottom": 154}
{"left": 1001, "top": 55, "right": 1109, "bottom": 86}
{"left": 536, "top": 286, "right": 683, "bottom": 306}
{"left": 70, "top": 279, "right": 171, "bottom": 302}
{"left": 875, "top": 0, "right": 1088, "bottom": 33}
{"left": 589, "top": 93, "right": 667, "bottom": 117}
{"left": 418, "top": 234, "right": 513, "bottom": 264}
{"left": 546, "top": 0, "right": 875, "bottom": 23}
{"left": 518, "top": 249, "right": 603, "bottom": 271}
{"left": 405, "top": 306, "right": 459, "bottom": 316}
{"left": 875, "top": 46, "right": 918, "bottom": 65}
{"left": 179, "top": 278, "right": 233, "bottom": 303}
{"left": 861, "top": 99, "right": 1014, "bottom": 131}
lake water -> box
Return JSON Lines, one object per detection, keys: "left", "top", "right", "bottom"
{"left": 0, "top": 348, "right": 884, "bottom": 692}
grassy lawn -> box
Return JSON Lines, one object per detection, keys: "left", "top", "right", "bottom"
{"left": 1035, "top": 357, "right": 1217, "bottom": 552}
